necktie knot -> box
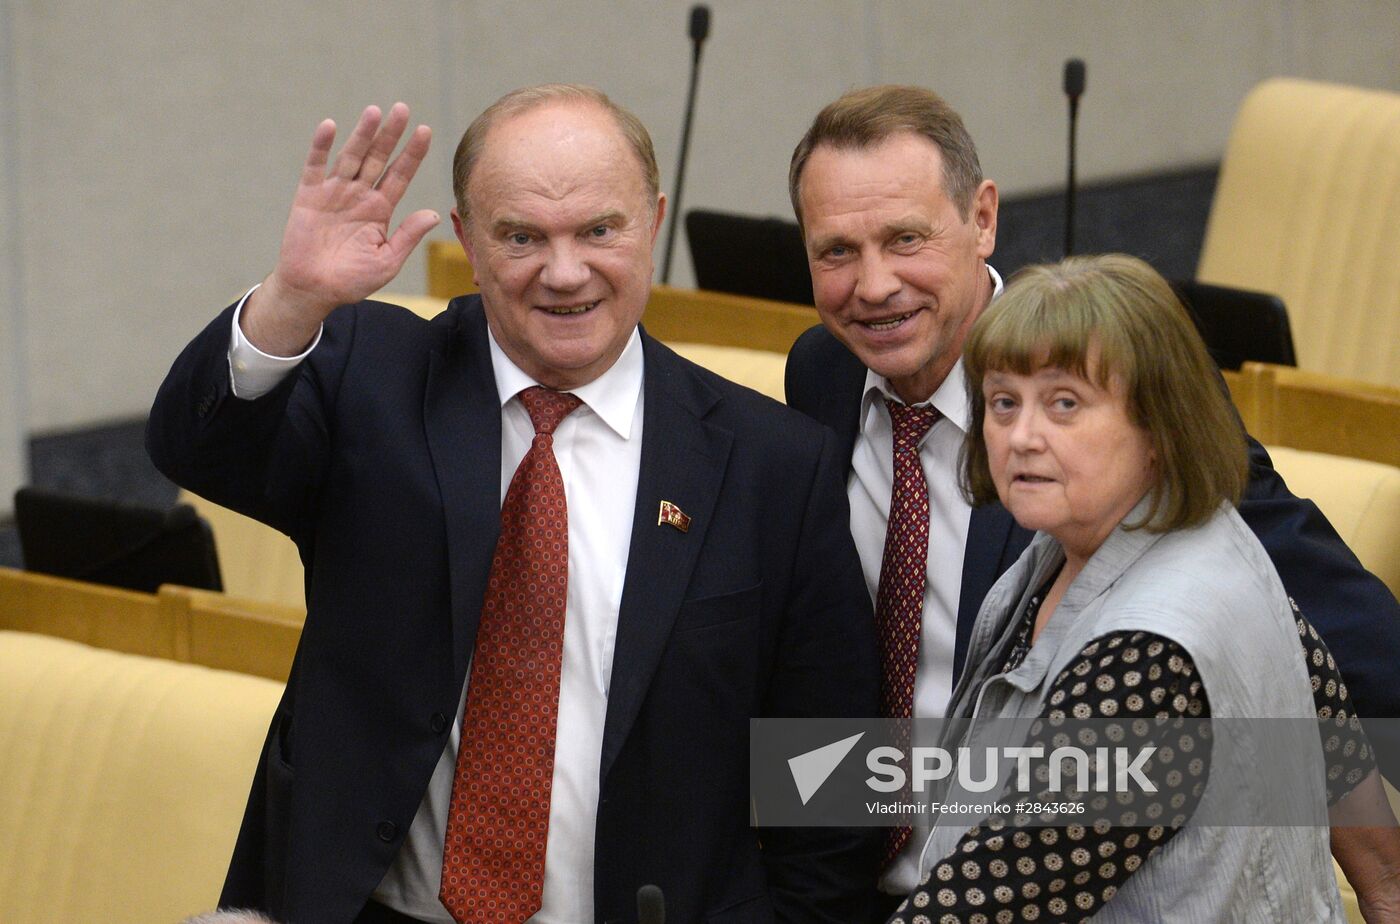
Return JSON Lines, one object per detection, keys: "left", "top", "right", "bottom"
{"left": 884, "top": 396, "right": 940, "bottom": 449}
{"left": 519, "top": 385, "right": 583, "bottom": 436}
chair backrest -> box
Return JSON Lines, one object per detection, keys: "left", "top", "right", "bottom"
{"left": 179, "top": 489, "right": 306, "bottom": 611}
{"left": 0, "top": 630, "right": 281, "bottom": 924}
{"left": 14, "top": 487, "right": 222, "bottom": 594}
{"left": 1231, "top": 362, "right": 1400, "bottom": 469}
{"left": 642, "top": 284, "right": 817, "bottom": 353}
{"left": 426, "top": 239, "right": 477, "bottom": 298}
{"left": 1197, "top": 78, "right": 1400, "bottom": 387}
{"left": 685, "top": 209, "right": 814, "bottom": 305}
{"left": 0, "top": 566, "right": 302, "bottom": 682}
{"left": 1264, "top": 446, "right": 1400, "bottom": 601}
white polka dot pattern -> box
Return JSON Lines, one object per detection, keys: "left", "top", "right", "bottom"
{"left": 887, "top": 601, "right": 1377, "bottom": 923}
{"left": 440, "top": 386, "right": 582, "bottom": 923}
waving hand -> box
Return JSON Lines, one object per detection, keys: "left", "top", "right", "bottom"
{"left": 243, "top": 103, "right": 440, "bottom": 355}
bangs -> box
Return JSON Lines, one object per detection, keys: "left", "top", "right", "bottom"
{"left": 966, "top": 273, "right": 1137, "bottom": 392}
{"left": 960, "top": 254, "right": 1247, "bottom": 531}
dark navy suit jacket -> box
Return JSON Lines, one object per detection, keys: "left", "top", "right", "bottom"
{"left": 147, "top": 297, "right": 881, "bottom": 924}
{"left": 785, "top": 323, "right": 1400, "bottom": 782}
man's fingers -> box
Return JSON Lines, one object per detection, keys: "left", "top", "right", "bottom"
{"left": 330, "top": 105, "right": 383, "bottom": 179}
{"left": 376, "top": 124, "right": 433, "bottom": 206}
{"left": 299, "top": 119, "right": 337, "bottom": 187}
{"left": 357, "top": 102, "right": 411, "bottom": 185}
{"left": 387, "top": 209, "right": 443, "bottom": 266}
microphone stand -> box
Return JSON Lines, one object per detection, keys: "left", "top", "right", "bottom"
{"left": 1063, "top": 58, "right": 1085, "bottom": 258}
{"left": 661, "top": 6, "right": 710, "bottom": 284}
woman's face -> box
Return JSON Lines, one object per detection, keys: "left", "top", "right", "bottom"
{"left": 982, "top": 358, "right": 1157, "bottom": 563}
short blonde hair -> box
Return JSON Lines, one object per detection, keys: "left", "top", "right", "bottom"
{"left": 789, "top": 85, "right": 982, "bottom": 225}
{"left": 960, "top": 254, "right": 1247, "bottom": 532}
{"left": 452, "top": 84, "right": 660, "bottom": 225}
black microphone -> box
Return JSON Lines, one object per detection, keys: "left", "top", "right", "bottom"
{"left": 661, "top": 4, "right": 712, "bottom": 285}
{"left": 1063, "top": 58, "right": 1086, "bottom": 257}
{"left": 688, "top": 4, "right": 711, "bottom": 50}
{"left": 637, "top": 883, "right": 666, "bottom": 924}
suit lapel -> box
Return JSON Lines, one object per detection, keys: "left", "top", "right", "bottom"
{"left": 828, "top": 358, "right": 863, "bottom": 475}
{"left": 600, "top": 332, "right": 731, "bottom": 783}
{"left": 803, "top": 327, "right": 865, "bottom": 473}
{"left": 424, "top": 299, "right": 503, "bottom": 683}
{"left": 953, "top": 503, "right": 1032, "bottom": 685}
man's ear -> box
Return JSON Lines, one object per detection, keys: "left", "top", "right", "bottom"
{"left": 650, "top": 193, "right": 667, "bottom": 243}
{"left": 971, "top": 180, "right": 998, "bottom": 260}
{"left": 451, "top": 208, "right": 478, "bottom": 284}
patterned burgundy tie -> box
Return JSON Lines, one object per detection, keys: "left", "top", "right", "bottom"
{"left": 440, "top": 385, "right": 582, "bottom": 924}
{"left": 875, "top": 396, "right": 940, "bottom": 866}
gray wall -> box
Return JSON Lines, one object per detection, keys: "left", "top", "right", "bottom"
{"left": 2, "top": 0, "right": 1398, "bottom": 463}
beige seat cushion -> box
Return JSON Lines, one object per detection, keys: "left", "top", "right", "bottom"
{"left": 0, "top": 631, "right": 282, "bottom": 923}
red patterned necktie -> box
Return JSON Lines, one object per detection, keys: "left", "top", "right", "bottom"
{"left": 440, "top": 385, "right": 582, "bottom": 924}
{"left": 875, "top": 395, "right": 939, "bottom": 866}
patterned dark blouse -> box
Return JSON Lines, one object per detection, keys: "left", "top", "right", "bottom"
{"left": 888, "top": 595, "right": 1373, "bottom": 924}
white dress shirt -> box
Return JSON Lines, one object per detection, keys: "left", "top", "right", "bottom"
{"left": 227, "top": 292, "right": 644, "bottom": 922}
{"left": 842, "top": 266, "right": 1003, "bottom": 894}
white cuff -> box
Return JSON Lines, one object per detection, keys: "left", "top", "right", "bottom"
{"left": 227, "top": 283, "right": 323, "bottom": 399}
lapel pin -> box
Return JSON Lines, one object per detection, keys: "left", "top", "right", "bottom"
{"left": 658, "top": 500, "right": 692, "bottom": 533}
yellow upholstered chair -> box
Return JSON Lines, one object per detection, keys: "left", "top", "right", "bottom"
{"left": 1198, "top": 78, "right": 1400, "bottom": 388}
{"left": 180, "top": 489, "right": 306, "bottom": 612}
{"left": 0, "top": 630, "right": 282, "bottom": 923}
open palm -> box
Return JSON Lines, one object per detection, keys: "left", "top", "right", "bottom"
{"left": 271, "top": 102, "right": 439, "bottom": 317}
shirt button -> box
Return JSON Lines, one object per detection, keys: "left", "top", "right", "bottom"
{"left": 430, "top": 712, "right": 449, "bottom": 734}
{"left": 377, "top": 821, "right": 397, "bottom": 843}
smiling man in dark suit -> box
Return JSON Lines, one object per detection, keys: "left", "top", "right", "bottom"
{"left": 782, "top": 84, "right": 1400, "bottom": 912}
{"left": 148, "top": 84, "right": 878, "bottom": 924}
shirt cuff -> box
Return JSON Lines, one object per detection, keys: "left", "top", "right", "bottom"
{"left": 227, "top": 283, "right": 323, "bottom": 399}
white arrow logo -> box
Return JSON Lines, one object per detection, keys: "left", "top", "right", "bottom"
{"left": 788, "top": 732, "right": 866, "bottom": 805}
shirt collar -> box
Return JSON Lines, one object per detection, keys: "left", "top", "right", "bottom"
{"left": 858, "top": 263, "right": 1003, "bottom": 437}
{"left": 486, "top": 326, "right": 644, "bottom": 440}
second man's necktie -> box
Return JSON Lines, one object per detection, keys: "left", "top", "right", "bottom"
{"left": 875, "top": 396, "right": 939, "bottom": 865}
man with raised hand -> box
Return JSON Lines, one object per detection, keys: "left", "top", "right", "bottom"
{"left": 149, "top": 85, "right": 878, "bottom": 924}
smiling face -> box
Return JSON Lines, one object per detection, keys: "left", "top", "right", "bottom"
{"left": 982, "top": 359, "right": 1157, "bottom": 566}
{"left": 799, "top": 132, "right": 998, "bottom": 404}
{"left": 453, "top": 100, "right": 665, "bottom": 389}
